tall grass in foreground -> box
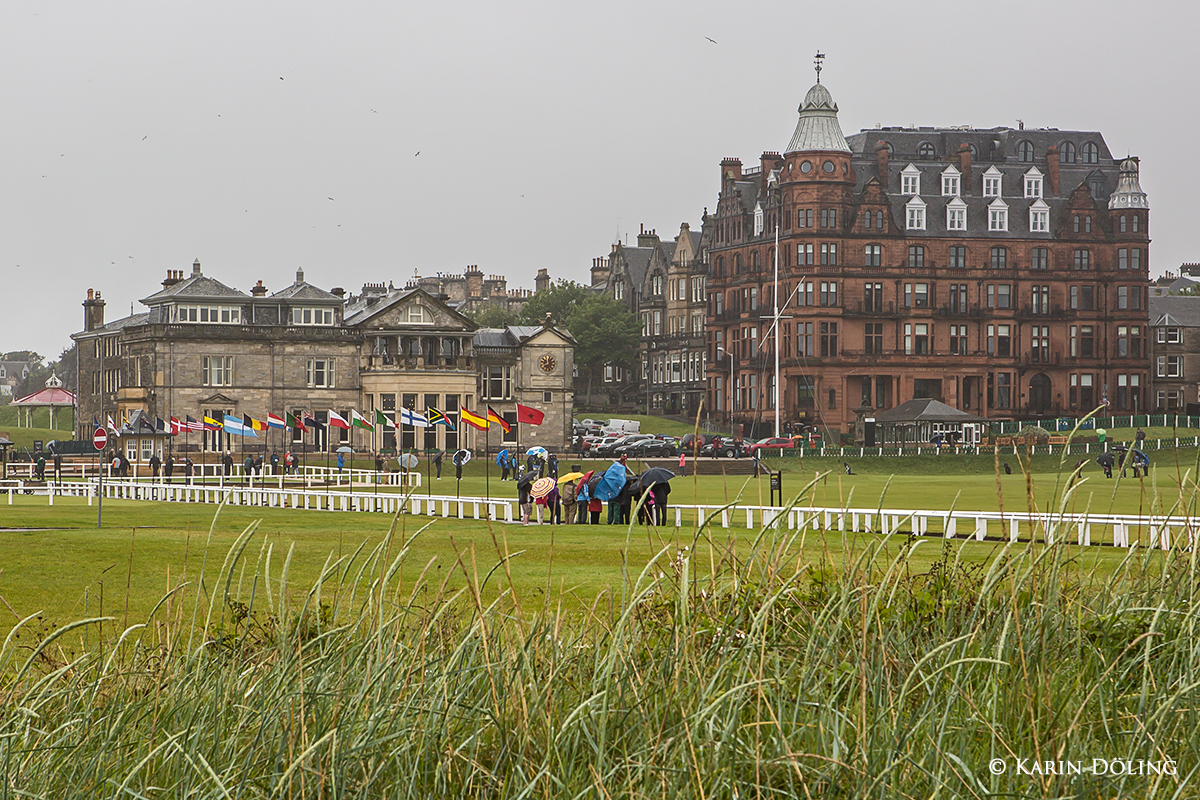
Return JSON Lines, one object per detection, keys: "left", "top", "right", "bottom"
{"left": 2, "top": 493, "right": 1199, "bottom": 798}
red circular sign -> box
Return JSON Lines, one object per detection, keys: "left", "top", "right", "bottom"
{"left": 93, "top": 428, "right": 108, "bottom": 450}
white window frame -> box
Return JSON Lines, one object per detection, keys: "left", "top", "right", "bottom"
{"left": 407, "top": 305, "right": 432, "bottom": 324}
{"left": 306, "top": 358, "right": 335, "bottom": 388}
{"left": 292, "top": 306, "right": 334, "bottom": 325}
{"left": 753, "top": 203, "right": 764, "bottom": 236}
{"left": 1028, "top": 199, "right": 1050, "bottom": 233}
{"left": 1023, "top": 167, "right": 1043, "bottom": 199}
{"left": 901, "top": 164, "right": 921, "bottom": 196}
{"left": 946, "top": 197, "right": 967, "bottom": 231}
{"left": 988, "top": 199, "right": 1009, "bottom": 232}
{"left": 201, "top": 355, "right": 233, "bottom": 387}
{"left": 177, "top": 304, "right": 241, "bottom": 324}
{"left": 905, "top": 196, "right": 926, "bottom": 231}
{"left": 983, "top": 166, "right": 1003, "bottom": 198}
{"left": 941, "top": 165, "right": 960, "bottom": 197}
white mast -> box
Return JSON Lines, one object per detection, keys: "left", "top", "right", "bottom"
{"left": 773, "top": 225, "right": 781, "bottom": 438}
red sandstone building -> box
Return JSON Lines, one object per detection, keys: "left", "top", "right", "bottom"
{"left": 706, "top": 76, "right": 1150, "bottom": 441}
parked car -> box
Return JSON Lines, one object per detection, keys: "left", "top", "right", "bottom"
{"left": 700, "top": 436, "right": 746, "bottom": 459}
{"left": 749, "top": 437, "right": 797, "bottom": 455}
{"left": 614, "top": 437, "right": 676, "bottom": 458}
{"left": 601, "top": 418, "right": 641, "bottom": 436}
{"left": 594, "top": 434, "right": 648, "bottom": 458}
{"left": 678, "top": 433, "right": 715, "bottom": 453}
{"left": 576, "top": 418, "right": 604, "bottom": 435}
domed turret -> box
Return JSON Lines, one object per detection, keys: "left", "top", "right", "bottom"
{"left": 1108, "top": 157, "right": 1149, "bottom": 210}
{"left": 785, "top": 82, "right": 850, "bottom": 154}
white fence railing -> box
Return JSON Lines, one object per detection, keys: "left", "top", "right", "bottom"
{"left": 7, "top": 479, "right": 1198, "bottom": 550}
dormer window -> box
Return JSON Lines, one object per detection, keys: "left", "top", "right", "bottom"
{"left": 983, "top": 166, "right": 1002, "bottom": 197}
{"left": 1029, "top": 199, "right": 1050, "bottom": 233}
{"left": 1082, "top": 141, "right": 1099, "bottom": 164}
{"left": 941, "top": 165, "right": 961, "bottom": 197}
{"left": 917, "top": 142, "right": 936, "bottom": 160}
{"left": 905, "top": 196, "right": 926, "bottom": 231}
{"left": 988, "top": 198, "right": 1008, "bottom": 232}
{"left": 292, "top": 307, "right": 334, "bottom": 325}
{"left": 174, "top": 304, "right": 240, "bottom": 324}
{"left": 1023, "top": 167, "right": 1043, "bottom": 199}
{"left": 1060, "top": 142, "right": 1076, "bottom": 163}
{"left": 946, "top": 197, "right": 967, "bottom": 231}
{"left": 753, "top": 203, "right": 764, "bottom": 236}
{"left": 1017, "top": 140, "right": 1035, "bottom": 163}
{"left": 901, "top": 164, "right": 921, "bottom": 196}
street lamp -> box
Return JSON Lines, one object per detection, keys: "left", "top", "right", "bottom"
{"left": 717, "top": 345, "right": 735, "bottom": 437}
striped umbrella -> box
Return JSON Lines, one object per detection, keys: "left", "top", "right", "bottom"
{"left": 530, "top": 477, "right": 555, "bottom": 499}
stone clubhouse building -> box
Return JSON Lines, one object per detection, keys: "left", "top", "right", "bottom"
{"left": 72, "top": 260, "right": 575, "bottom": 461}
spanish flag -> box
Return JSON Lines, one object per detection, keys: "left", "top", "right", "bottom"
{"left": 486, "top": 405, "right": 511, "bottom": 434}
{"left": 460, "top": 407, "right": 490, "bottom": 431}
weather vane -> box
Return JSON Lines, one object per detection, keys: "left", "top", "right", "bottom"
{"left": 814, "top": 51, "right": 825, "bottom": 83}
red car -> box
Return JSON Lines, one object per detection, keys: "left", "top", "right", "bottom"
{"left": 749, "top": 437, "right": 797, "bottom": 455}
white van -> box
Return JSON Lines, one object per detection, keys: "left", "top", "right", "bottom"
{"left": 601, "top": 418, "right": 641, "bottom": 435}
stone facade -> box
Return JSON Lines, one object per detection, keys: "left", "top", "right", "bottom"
{"left": 1148, "top": 295, "right": 1200, "bottom": 414}
{"left": 72, "top": 262, "right": 576, "bottom": 457}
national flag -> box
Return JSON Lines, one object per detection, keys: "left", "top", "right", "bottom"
{"left": 138, "top": 415, "right": 155, "bottom": 432}
{"left": 155, "top": 417, "right": 167, "bottom": 433}
{"left": 224, "top": 413, "right": 259, "bottom": 437}
{"left": 460, "top": 407, "right": 489, "bottom": 431}
{"left": 267, "top": 412, "right": 287, "bottom": 430}
{"left": 426, "top": 407, "right": 455, "bottom": 430}
{"left": 186, "top": 415, "right": 204, "bottom": 432}
{"left": 203, "top": 415, "right": 223, "bottom": 431}
{"left": 374, "top": 408, "right": 396, "bottom": 429}
{"left": 400, "top": 407, "right": 431, "bottom": 428}
{"left": 487, "top": 405, "right": 511, "bottom": 434}
{"left": 516, "top": 403, "right": 545, "bottom": 426}
{"left": 244, "top": 414, "right": 268, "bottom": 432}
{"left": 287, "top": 412, "right": 307, "bottom": 433}
{"left": 92, "top": 417, "right": 100, "bottom": 431}
{"left": 106, "top": 415, "right": 122, "bottom": 438}
{"left": 328, "top": 410, "right": 351, "bottom": 430}
{"left": 351, "top": 409, "right": 374, "bottom": 430}
{"left": 170, "top": 416, "right": 183, "bottom": 435}
{"left": 304, "top": 413, "right": 323, "bottom": 430}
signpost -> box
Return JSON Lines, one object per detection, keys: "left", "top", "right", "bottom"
{"left": 93, "top": 428, "right": 107, "bottom": 527}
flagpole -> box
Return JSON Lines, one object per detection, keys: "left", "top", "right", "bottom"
{"left": 485, "top": 416, "right": 490, "bottom": 502}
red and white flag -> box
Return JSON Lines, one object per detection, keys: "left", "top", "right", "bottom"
{"left": 328, "top": 410, "right": 352, "bottom": 430}
{"left": 170, "top": 416, "right": 183, "bottom": 435}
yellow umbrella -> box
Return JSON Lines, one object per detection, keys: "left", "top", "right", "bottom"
{"left": 557, "top": 471, "right": 585, "bottom": 485}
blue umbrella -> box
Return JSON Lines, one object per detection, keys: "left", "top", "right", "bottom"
{"left": 594, "top": 462, "right": 629, "bottom": 502}
{"left": 495, "top": 449, "right": 509, "bottom": 466}
{"left": 526, "top": 446, "right": 548, "bottom": 457}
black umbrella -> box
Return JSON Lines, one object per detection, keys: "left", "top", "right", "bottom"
{"left": 1110, "top": 444, "right": 1130, "bottom": 452}
{"left": 1096, "top": 452, "right": 1116, "bottom": 468}
{"left": 517, "top": 471, "right": 538, "bottom": 488}
{"left": 586, "top": 472, "right": 603, "bottom": 493}
{"left": 639, "top": 467, "right": 675, "bottom": 490}
{"left": 452, "top": 449, "right": 472, "bottom": 466}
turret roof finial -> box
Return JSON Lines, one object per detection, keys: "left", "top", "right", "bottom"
{"left": 814, "top": 51, "right": 825, "bottom": 84}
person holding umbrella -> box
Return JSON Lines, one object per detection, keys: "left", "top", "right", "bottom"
{"left": 530, "top": 476, "right": 557, "bottom": 525}
{"left": 164, "top": 454, "right": 174, "bottom": 483}
{"left": 433, "top": 449, "right": 444, "bottom": 480}
{"left": 517, "top": 471, "right": 535, "bottom": 525}
{"left": 1096, "top": 451, "right": 1115, "bottom": 478}
{"left": 560, "top": 478, "right": 577, "bottom": 524}
{"left": 498, "top": 449, "right": 510, "bottom": 481}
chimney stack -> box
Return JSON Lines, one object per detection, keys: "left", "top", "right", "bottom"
{"left": 874, "top": 142, "right": 889, "bottom": 183}
{"left": 83, "top": 289, "right": 106, "bottom": 332}
{"left": 1046, "top": 145, "right": 1060, "bottom": 195}
{"left": 535, "top": 268, "right": 550, "bottom": 293}
{"left": 162, "top": 269, "right": 183, "bottom": 289}
{"left": 957, "top": 142, "right": 972, "bottom": 190}
{"left": 331, "top": 287, "right": 345, "bottom": 298}
{"left": 251, "top": 280, "right": 268, "bottom": 297}
{"left": 720, "top": 157, "right": 742, "bottom": 183}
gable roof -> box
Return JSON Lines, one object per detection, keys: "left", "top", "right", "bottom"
{"left": 1149, "top": 296, "right": 1200, "bottom": 327}
{"left": 141, "top": 274, "right": 248, "bottom": 304}
{"left": 342, "top": 286, "right": 475, "bottom": 329}
{"left": 874, "top": 398, "right": 986, "bottom": 423}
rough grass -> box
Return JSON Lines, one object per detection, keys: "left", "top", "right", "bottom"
{"left": 0, "top": 492, "right": 1197, "bottom": 797}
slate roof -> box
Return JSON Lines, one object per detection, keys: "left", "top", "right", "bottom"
{"left": 616, "top": 246, "right": 654, "bottom": 287}
{"left": 874, "top": 398, "right": 986, "bottom": 423}
{"left": 270, "top": 282, "right": 341, "bottom": 302}
{"left": 76, "top": 313, "right": 152, "bottom": 337}
{"left": 1149, "top": 296, "right": 1200, "bottom": 328}
{"left": 141, "top": 274, "right": 248, "bottom": 304}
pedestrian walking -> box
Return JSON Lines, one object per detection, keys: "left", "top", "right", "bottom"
{"left": 336, "top": 452, "right": 345, "bottom": 473}
{"left": 243, "top": 454, "right": 254, "bottom": 482}
{"left": 184, "top": 457, "right": 194, "bottom": 482}
{"left": 433, "top": 450, "right": 444, "bottom": 480}
{"left": 164, "top": 455, "right": 174, "bottom": 483}
{"left": 519, "top": 480, "right": 532, "bottom": 525}
{"left": 149, "top": 453, "right": 161, "bottom": 478}
{"left": 222, "top": 451, "right": 234, "bottom": 477}
{"left": 679, "top": 451, "right": 686, "bottom": 477}
{"left": 270, "top": 451, "right": 280, "bottom": 474}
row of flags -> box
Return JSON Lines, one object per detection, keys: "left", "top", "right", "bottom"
{"left": 96, "top": 403, "right": 546, "bottom": 439}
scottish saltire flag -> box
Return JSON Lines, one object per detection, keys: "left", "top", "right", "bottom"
{"left": 223, "top": 413, "right": 259, "bottom": 437}
{"left": 400, "top": 407, "right": 431, "bottom": 427}
{"left": 267, "top": 412, "right": 287, "bottom": 430}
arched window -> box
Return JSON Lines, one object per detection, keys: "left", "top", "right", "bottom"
{"left": 1082, "top": 141, "right": 1099, "bottom": 164}
{"left": 1017, "top": 140, "right": 1035, "bottom": 162}
{"left": 884, "top": 141, "right": 894, "bottom": 154}
{"left": 1060, "top": 141, "right": 1076, "bottom": 163}
{"left": 752, "top": 250, "right": 760, "bottom": 270}
{"left": 734, "top": 254, "right": 742, "bottom": 274}
{"left": 715, "top": 256, "right": 724, "bottom": 276}
{"left": 863, "top": 210, "right": 872, "bottom": 229}
{"left": 1120, "top": 215, "right": 1127, "bottom": 233}
{"left": 917, "top": 142, "right": 936, "bottom": 160}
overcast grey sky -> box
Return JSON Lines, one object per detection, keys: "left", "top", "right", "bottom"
{"left": 3, "top": 0, "right": 1197, "bottom": 360}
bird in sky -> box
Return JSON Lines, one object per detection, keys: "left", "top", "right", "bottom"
{"left": 327, "top": 197, "right": 334, "bottom": 200}
{"left": 414, "top": 151, "right": 420, "bottom": 156}
{"left": 705, "top": 36, "right": 717, "bottom": 44}
{"left": 279, "top": 77, "right": 284, "bottom": 80}
{"left": 370, "top": 109, "right": 378, "bottom": 113}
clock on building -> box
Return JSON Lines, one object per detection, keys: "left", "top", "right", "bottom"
{"left": 538, "top": 354, "right": 556, "bottom": 373}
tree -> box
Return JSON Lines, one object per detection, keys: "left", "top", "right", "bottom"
{"left": 467, "top": 305, "right": 519, "bottom": 328}
{"left": 519, "top": 280, "right": 591, "bottom": 326}
{"left": 566, "top": 295, "right": 641, "bottom": 401}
